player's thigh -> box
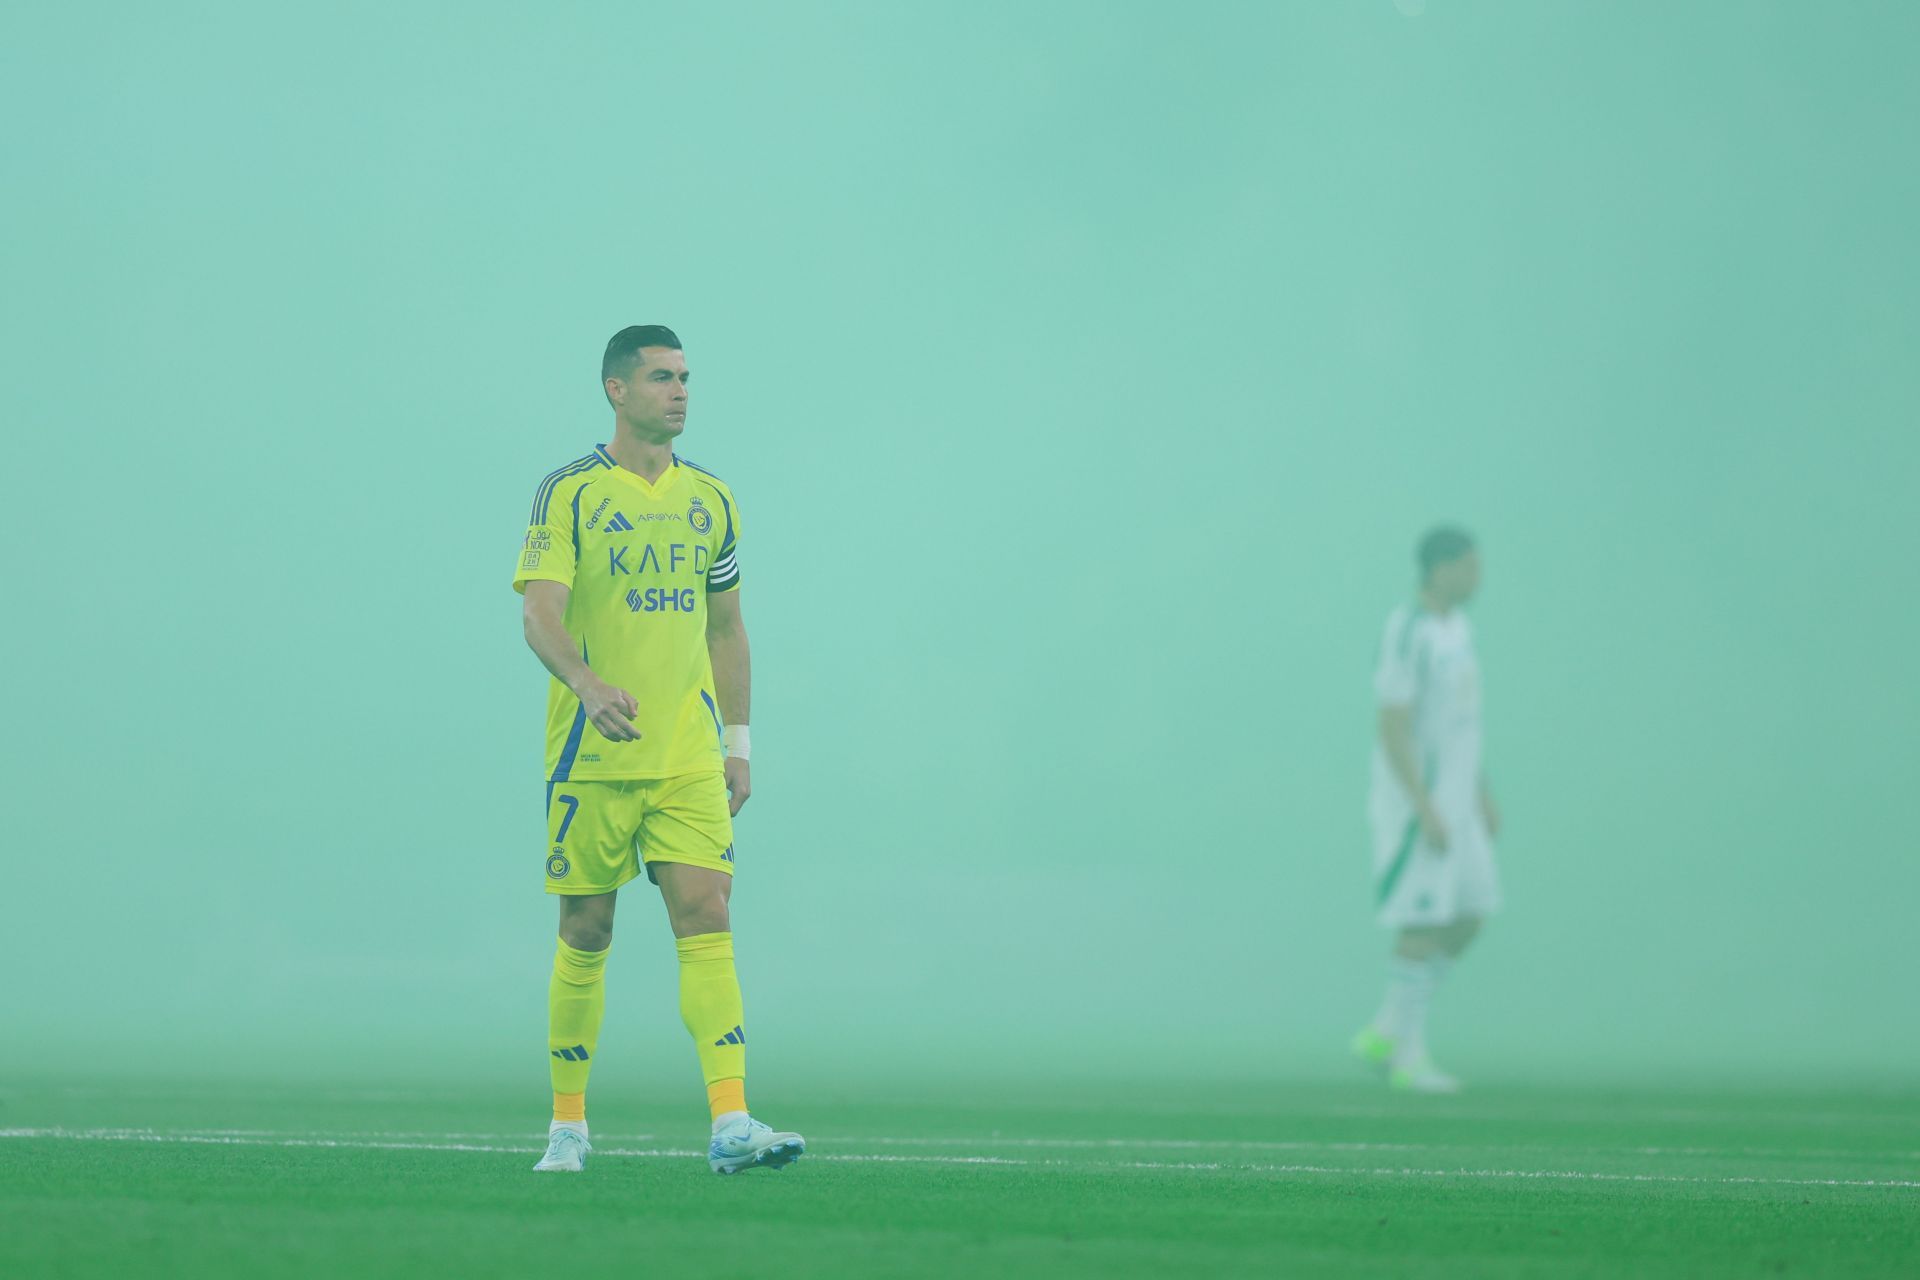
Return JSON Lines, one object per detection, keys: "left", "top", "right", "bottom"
{"left": 651, "top": 860, "right": 734, "bottom": 938}
{"left": 639, "top": 769, "right": 736, "bottom": 886}
{"left": 545, "top": 780, "right": 646, "bottom": 895}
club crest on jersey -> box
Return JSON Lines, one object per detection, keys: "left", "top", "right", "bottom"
{"left": 687, "top": 496, "right": 713, "bottom": 534}
{"left": 547, "top": 851, "right": 571, "bottom": 879}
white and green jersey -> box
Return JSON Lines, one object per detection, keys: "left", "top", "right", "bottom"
{"left": 1370, "top": 604, "right": 1484, "bottom": 816}
{"left": 1368, "top": 604, "right": 1500, "bottom": 928}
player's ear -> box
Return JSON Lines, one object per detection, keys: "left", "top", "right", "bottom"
{"left": 604, "top": 377, "right": 624, "bottom": 404}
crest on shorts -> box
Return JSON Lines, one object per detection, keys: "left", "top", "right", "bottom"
{"left": 547, "top": 851, "right": 571, "bottom": 879}
{"left": 687, "top": 496, "right": 713, "bottom": 535}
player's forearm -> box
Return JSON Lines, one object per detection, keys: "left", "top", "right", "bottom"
{"left": 524, "top": 611, "right": 596, "bottom": 693}
{"left": 706, "top": 625, "right": 751, "bottom": 726}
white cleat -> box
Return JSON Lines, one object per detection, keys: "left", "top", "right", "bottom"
{"left": 532, "top": 1126, "right": 591, "bottom": 1171}
{"left": 708, "top": 1114, "right": 806, "bottom": 1175}
{"left": 1389, "top": 1057, "right": 1463, "bottom": 1095}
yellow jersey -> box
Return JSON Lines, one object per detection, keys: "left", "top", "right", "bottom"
{"left": 512, "top": 445, "right": 742, "bottom": 781}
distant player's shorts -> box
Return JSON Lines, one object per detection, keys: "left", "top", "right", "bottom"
{"left": 1370, "top": 803, "right": 1501, "bottom": 929}
{"left": 543, "top": 771, "right": 735, "bottom": 895}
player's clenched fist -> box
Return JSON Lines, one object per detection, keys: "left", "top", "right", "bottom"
{"left": 724, "top": 756, "right": 751, "bottom": 816}
{"left": 576, "top": 676, "right": 643, "bottom": 741}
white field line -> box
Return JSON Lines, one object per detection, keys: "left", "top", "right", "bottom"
{"left": 3, "top": 1128, "right": 1917, "bottom": 1191}
{"left": 835, "top": 1135, "right": 1920, "bottom": 1162}
{"left": 37, "top": 1090, "right": 1920, "bottom": 1132}
{"left": 1316, "top": 1102, "right": 1920, "bottom": 1130}
{"left": 12, "top": 1127, "right": 1914, "bottom": 1163}
{"left": 22, "top": 1128, "right": 1421, "bottom": 1154}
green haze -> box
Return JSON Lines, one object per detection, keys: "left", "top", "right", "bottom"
{"left": 3, "top": 1, "right": 1914, "bottom": 1087}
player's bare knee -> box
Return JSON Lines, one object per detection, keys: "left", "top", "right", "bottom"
{"left": 1395, "top": 927, "right": 1443, "bottom": 960}
{"left": 565, "top": 922, "right": 614, "bottom": 951}
{"left": 1444, "top": 916, "right": 1482, "bottom": 955}
{"left": 559, "top": 918, "right": 613, "bottom": 950}
{"left": 654, "top": 864, "right": 732, "bottom": 935}
{"left": 668, "top": 893, "right": 730, "bottom": 936}
{"left": 557, "top": 893, "right": 616, "bottom": 951}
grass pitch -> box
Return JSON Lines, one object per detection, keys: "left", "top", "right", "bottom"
{"left": 2, "top": 1075, "right": 1914, "bottom": 1278}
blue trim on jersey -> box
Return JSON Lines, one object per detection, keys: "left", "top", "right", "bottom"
{"left": 675, "top": 453, "right": 724, "bottom": 481}
{"left": 699, "top": 689, "right": 723, "bottom": 742}
{"left": 530, "top": 458, "right": 596, "bottom": 525}
{"left": 551, "top": 706, "right": 588, "bottom": 782}
{"left": 570, "top": 484, "right": 587, "bottom": 557}
{"left": 594, "top": 444, "right": 617, "bottom": 467}
{"left": 530, "top": 456, "right": 591, "bottom": 523}
{"left": 530, "top": 453, "right": 604, "bottom": 525}
{"left": 551, "top": 640, "right": 591, "bottom": 782}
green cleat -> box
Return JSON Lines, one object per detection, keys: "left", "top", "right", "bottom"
{"left": 1389, "top": 1057, "right": 1462, "bottom": 1095}
{"left": 1350, "top": 1026, "right": 1395, "bottom": 1073}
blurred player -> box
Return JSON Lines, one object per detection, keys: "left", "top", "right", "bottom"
{"left": 1351, "top": 527, "right": 1501, "bottom": 1093}
{"left": 514, "top": 325, "right": 803, "bottom": 1173}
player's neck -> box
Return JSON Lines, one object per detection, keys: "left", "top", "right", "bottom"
{"left": 607, "top": 426, "right": 675, "bottom": 484}
{"left": 1418, "top": 587, "right": 1454, "bottom": 616}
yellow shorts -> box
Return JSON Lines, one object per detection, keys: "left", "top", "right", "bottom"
{"left": 543, "top": 771, "right": 735, "bottom": 895}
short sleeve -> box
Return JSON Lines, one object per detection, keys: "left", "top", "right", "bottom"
{"left": 512, "top": 522, "right": 576, "bottom": 594}
{"left": 512, "top": 475, "right": 581, "bottom": 594}
{"left": 705, "top": 489, "right": 741, "bottom": 592}
{"left": 1373, "top": 611, "right": 1422, "bottom": 706}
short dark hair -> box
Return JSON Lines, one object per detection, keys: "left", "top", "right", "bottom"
{"left": 602, "top": 325, "right": 683, "bottom": 402}
{"left": 1417, "top": 526, "right": 1475, "bottom": 580}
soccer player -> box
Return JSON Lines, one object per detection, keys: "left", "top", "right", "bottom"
{"left": 513, "top": 324, "right": 804, "bottom": 1174}
{"left": 1351, "top": 527, "right": 1501, "bottom": 1094}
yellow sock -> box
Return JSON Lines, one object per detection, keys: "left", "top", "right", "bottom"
{"left": 549, "top": 938, "right": 608, "bottom": 1121}
{"left": 707, "top": 1079, "right": 746, "bottom": 1121}
{"left": 676, "top": 932, "right": 748, "bottom": 1120}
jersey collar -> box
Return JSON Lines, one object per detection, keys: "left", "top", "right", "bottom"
{"left": 594, "top": 444, "right": 682, "bottom": 498}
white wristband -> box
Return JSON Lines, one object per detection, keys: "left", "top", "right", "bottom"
{"left": 722, "top": 725, "right": 750, "bottom": 760}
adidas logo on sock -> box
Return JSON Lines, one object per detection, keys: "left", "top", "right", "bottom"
{"left": 606, "top": 512, "right": 634, "bottom": 532}
{"left": 551, "top": 1044, "right": 590, "bottom": 1062}
{"left": 713, "top": 1025, "right": 746, "bottom": 1047}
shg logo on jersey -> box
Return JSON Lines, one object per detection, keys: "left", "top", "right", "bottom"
{"left": 627, "top": 586, "right": 697, "bottom": 613}
{"left": 688, "top": 497, "right": 713, "bottom": 534}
